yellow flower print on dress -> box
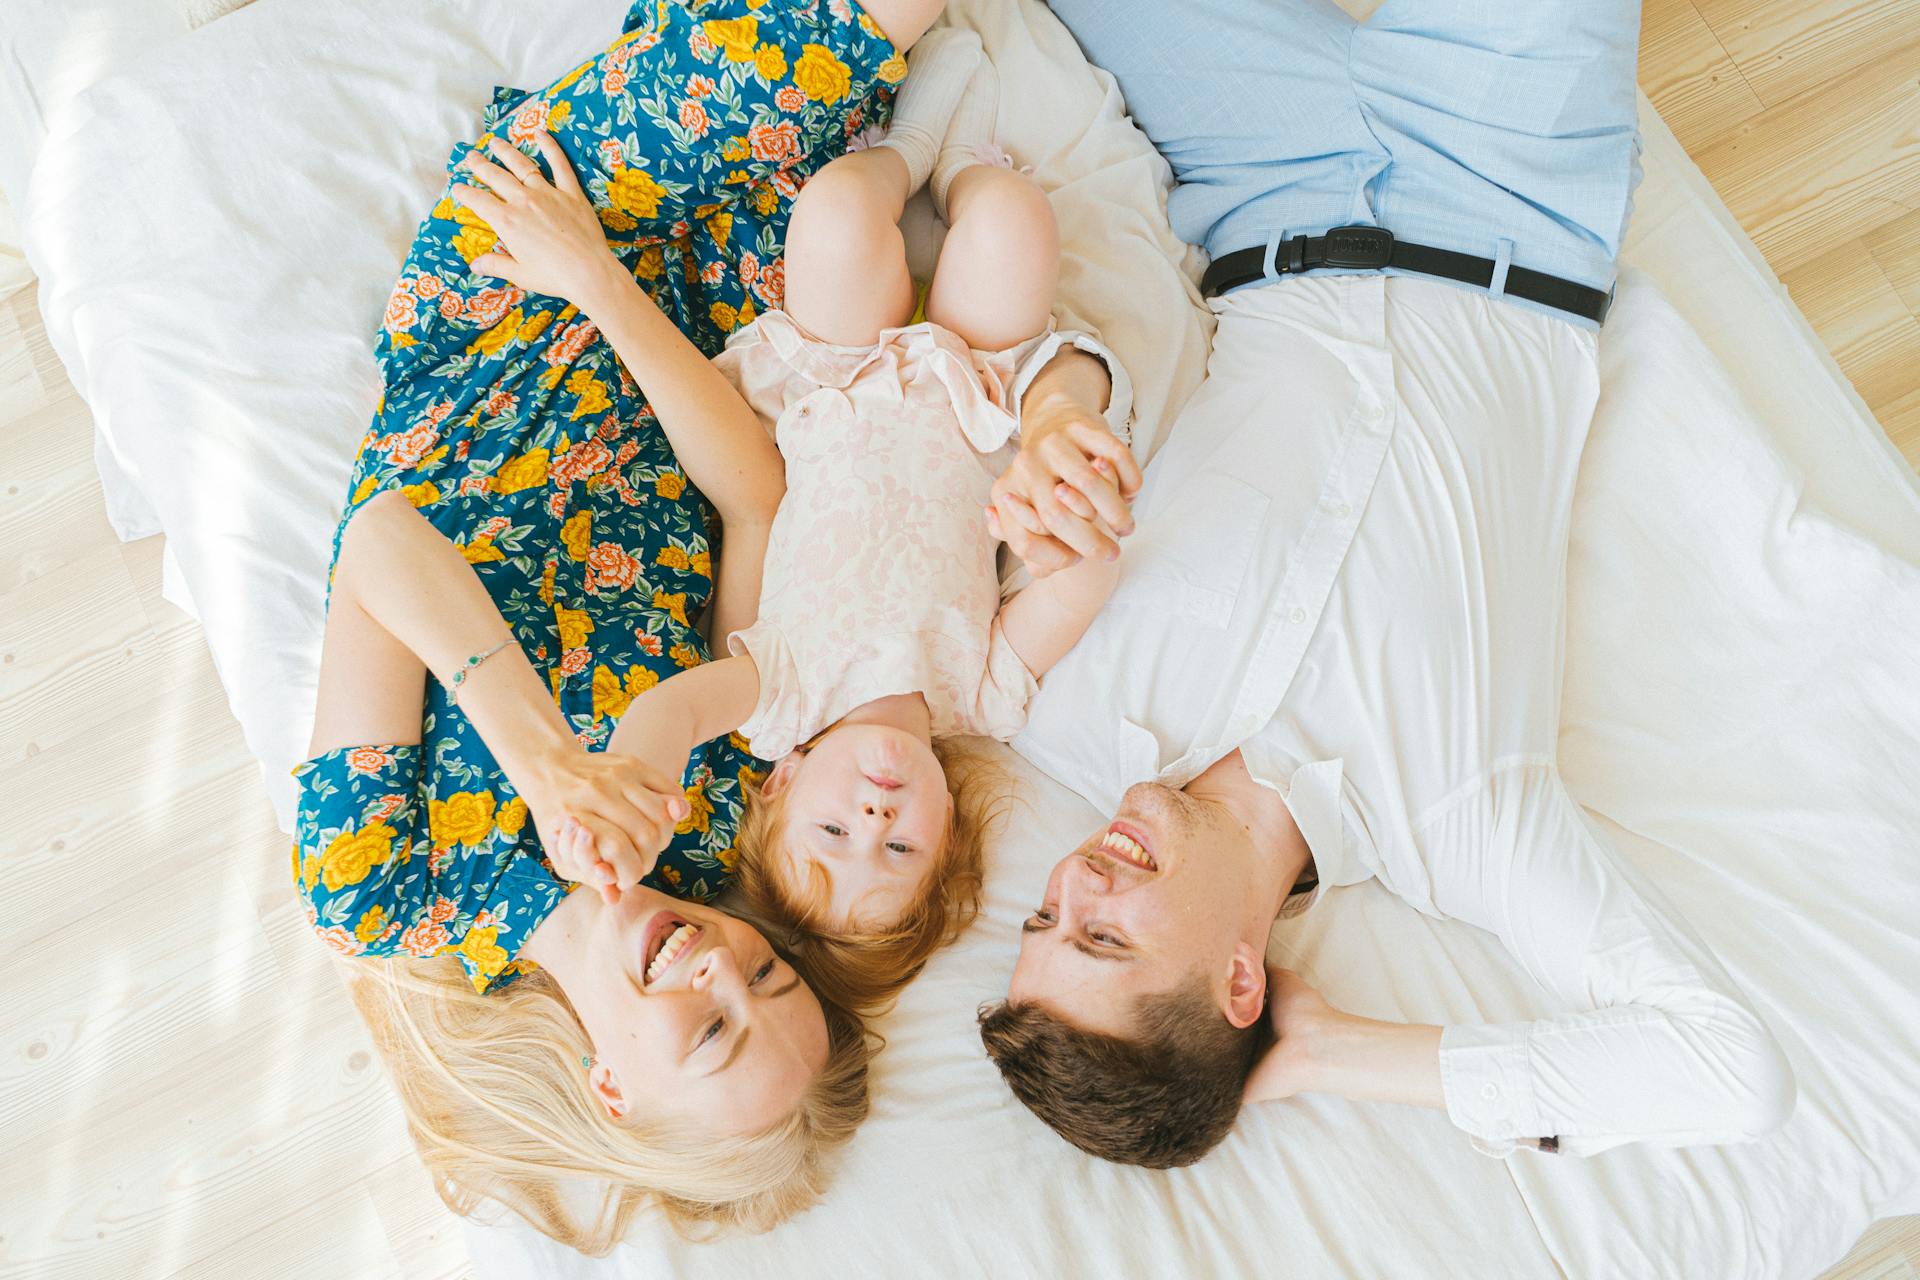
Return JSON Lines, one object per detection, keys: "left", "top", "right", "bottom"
{"left": 633, "top": 244, "right": 665, "bottom": 280}
{"left": 555, "top": 605, "right": 595, "bottom": 652}
{"left": 608, "top": 166, "right": 669, "bottom": 220}
{"left": 704, "top": 16, "right": 760, "bottom": 62}
{"left": 493, "top": 448, "right": 550, "bottom": 493}
{"left": 709, "top": 301, "right": 738, "bottom": 331}
{"left": 592, "top": 663, "right": 634, "bottom": 721}
{"left": 707, "top": 210, "right": 733, "bottom": 249}
{"left": 652, "top": 590, "right": 689, "bottom": 626}
{"left": 626, "top": 665, "right": 660, "bottom": 697}
{"left": 518, "top": 311, "right": 554, "bottom": 343}
{"left": 474, "top": 308, "right": 527, "bottom": 357}
{"left": 690, "top": 550, "right": 712, "bottom": 578}
{"left": 562, "top": 510, "right": 593, "bottom": 561}
{"left": 878, "top": 52, "right": 907, "bottom": 85}
{"left": 655, "top": 545, "right": 690, "bottom": 572}
{"left": 430, "top": 790, "right": 498, "bottom": 847}
{"left": 354, "top": 905, "right": 392, "bottom": 943}
{"left": 459, "top": 534, "right": 505, "bottom": 563}
{"left": 401, "top": 480, "right": 442, "bottom": 508}
{"left": 675, "top": 786, "right": 714, "bottom": 836}
{"left": 452, "top": 223, "right": 499, "bottom": 263}
{"left": 793, "top": 43, "right": 852, "bottom": 104}
{"left": 461, "top": 927, "right": 512, "bottom": 986}
{"left": 669, "top": 641, "right": 701, "bottom": 669}
{"left": 754, "top": 44, "right": 788, "bottom": 81}
{"left": 655, "top": 470, "right": 686, "bottom": 500}
{"left": 566, "top": 368, "right": 612, "bottom": 420}
{"left": 497, "top": 796, "right": 529, "bottom": 837}
{"left": 750, "top": 184, "right": 780, "bottom": 216}
{"left": 320, "top": 820, "right": 399, "bottom": 892}
{"left": 722, "top": 136, "right": 750, "bottom": 162}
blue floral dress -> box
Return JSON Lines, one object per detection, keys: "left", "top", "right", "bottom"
{"left": 292, "top": 0, "right": 902, "bottom": 992}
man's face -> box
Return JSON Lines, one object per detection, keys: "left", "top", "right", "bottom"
{"left": 1007, "top": 781, "right": 1265, "bottom": 1036}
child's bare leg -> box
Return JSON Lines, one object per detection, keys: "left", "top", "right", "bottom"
{"left": 925, "top": 166, "right": 1058, "bottom": 351}
{"left": 783, "top": 149, "right": 917, "bottom": 346}
{"left": 855, "top": 0, "right": 949, "bottom": 51}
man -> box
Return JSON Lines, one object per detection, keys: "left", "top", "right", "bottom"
{"left": 975, "top": 0, "right": 1797, "bottom": 1166}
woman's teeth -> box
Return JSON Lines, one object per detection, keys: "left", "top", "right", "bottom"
{"left": 646, "top": 923, "right": 701, "bottom": 983}
{"left": 1100, "top": 829, "right": 1157, "bottom": 871}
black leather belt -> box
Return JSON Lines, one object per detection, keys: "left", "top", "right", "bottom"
{"left": 1199, "top": 225, "right": 1612, "bottom": 324}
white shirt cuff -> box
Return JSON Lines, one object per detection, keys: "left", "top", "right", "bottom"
{"left": 1007, "top": 328, "right": 1137, "bottom": 447}
{"left": 1439, "top": 1022, "right": 1553, "bottom": 1156}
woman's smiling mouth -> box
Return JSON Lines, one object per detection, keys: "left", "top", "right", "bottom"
{"left": 642, "top": 915, "right": 702, "bottom": 986}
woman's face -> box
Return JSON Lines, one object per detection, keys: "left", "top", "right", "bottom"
{"left": 543, "top": 886, "right": 830, "bottom": 1136}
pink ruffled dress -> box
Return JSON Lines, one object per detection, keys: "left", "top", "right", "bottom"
{"left": 714, "top": 310, "right": 1123, "bottom": 760}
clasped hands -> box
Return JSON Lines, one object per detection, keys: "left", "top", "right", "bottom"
{"left": 989, "top": 385, "right": 1142, "bottom": 578}
{"left": 520, "top": 739, "right": 688, "bottom": 906}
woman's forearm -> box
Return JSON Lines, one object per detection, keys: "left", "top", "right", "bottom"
{"left": 333, "top": 492, "right": 577, "bottom": 788}
{"left": 576, "top": 267, "right": 786, "bottom": 529}
{"left": 704, "top": 516, "right": 774, "bottom": 649}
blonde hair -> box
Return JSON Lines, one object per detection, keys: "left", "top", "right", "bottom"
{"left": 733, "top": 736, "right": 1009, "bottom": 1017}
{"left": 343, "top": 950, "right": 871, "bottom": 1256}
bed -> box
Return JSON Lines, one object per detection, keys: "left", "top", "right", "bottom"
{"left": 19, "top": 0, "right": 1920, "bottom": 1275}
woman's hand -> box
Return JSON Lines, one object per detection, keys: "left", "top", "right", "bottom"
{"left": 521, "top": 745, "right": 690, "bottom": 904}
{"left": 453, "top": 131, "right": 629, "bottom": 315}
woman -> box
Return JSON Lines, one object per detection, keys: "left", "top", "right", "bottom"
{"left": 293, "top": 0, "right": 947, "bottom": 1252}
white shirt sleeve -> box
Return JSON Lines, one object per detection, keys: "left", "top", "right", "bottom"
{"left": 1005, "top": 327, "right": 1137, "bottom": 447}
{"left": 1430, "top": 766, "right": 1796, "bottom": 1157}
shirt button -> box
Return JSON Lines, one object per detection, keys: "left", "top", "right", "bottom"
{"left": 1289, "top": 607, "right": 1306, "bottom": 625}
{"left": 1481, "top": 1083, "right": 1500, "bottom": 1101}
{"left": 1334, "top": 502, "right": 1352, "bottom": 517}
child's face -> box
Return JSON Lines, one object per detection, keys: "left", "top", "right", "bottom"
{"left": 768, "top": 723, "right": 952, "bottom": 933}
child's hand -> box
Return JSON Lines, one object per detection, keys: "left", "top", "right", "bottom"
{"left": 523, "top": 747, "right": 690, "bottom": 903}
{"left": 452, "top": 131, "right": 629, "bottom": 316}
{"left": 544, "top": 816, "right": 621, "bottom": 902}
{"left": 988, "top": 402, "right": 1141, "bottom": 577}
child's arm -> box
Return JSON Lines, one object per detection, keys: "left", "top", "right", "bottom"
{"left": 455, "top": 132, "right": 785, "bottom": 532}
{"left": 604, "top": 654, "right": 764, "bottom": 786}
{"left": 994, "top": 551, "right": 1121, "bottom": 680}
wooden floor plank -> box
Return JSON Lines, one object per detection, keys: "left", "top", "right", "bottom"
{"left": 1863, "top": 208, "right": 1920, "bottom": 318}
{"left": 1639, "top": 0, "right": 1769, "bottom": 152}
{"left": 1688, "top": 34, "right": 1920, "bottom": 277}
{"left": 1694, "top": 0, "right": 1920, "bottom": 108}
{"left": 1781, "top": 238, "right": 1920, "bottom": 413}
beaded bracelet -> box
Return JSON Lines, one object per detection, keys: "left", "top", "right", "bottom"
{"left": 445, "top": 640, "right": 513, "bottom": 702}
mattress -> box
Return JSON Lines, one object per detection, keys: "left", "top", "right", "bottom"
{"left": 18, "top": 0, "right": 1920, "bottom": 1275}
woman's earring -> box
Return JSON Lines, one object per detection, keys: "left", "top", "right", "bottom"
{"left": 581, "top": 1055, "right": 595, "bottom": 1070}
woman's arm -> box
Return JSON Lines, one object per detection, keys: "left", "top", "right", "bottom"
{"left": 455, "top": 133, "right": 786, "bottom": 532}
{"left": 323, "top": 491, "right": 686, "bottom": 895}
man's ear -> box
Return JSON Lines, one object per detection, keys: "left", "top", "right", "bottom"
{"left": 587, "top": 1059, "right": 629, "bottom": 1120}
{"left": 760, "top": 751, "right": 804, "bottom": 800}
{"left": 1224, "top": 941, "right": 1270, "bottom": 1030}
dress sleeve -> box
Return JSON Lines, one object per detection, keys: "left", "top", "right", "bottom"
{"left": 1431, "top": 768, "right": 1796, "bottom": 1157}
{"left": 292, "top": 744, "right": 433, "bottom": 957}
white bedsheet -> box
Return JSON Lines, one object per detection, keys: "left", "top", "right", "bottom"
{"left": 19, "top": 0, "right": 1920, "bottom": 1275}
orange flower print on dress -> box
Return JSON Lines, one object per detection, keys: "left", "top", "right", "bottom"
{"left": 505, "top": 99, "right": 551, "bottom": 145}
{"left": 748, "top": 120, "right": 801, "bottom": 164}
{"left": 346, "top": 747, "right": 395, "bottom": 776}
{"left": 687, "top": 74, "right": 717, "bottom": 98}
{"left": 382, "top": 424, "right": 440, "bottom": 468}
{"left": 588, "top": 542, "right": 641, "bottom": 591}
{"left": 465, "top": 285, "right": 526, "bottom": 327}
{"left": 384, "top": 288, "right": 420, "bottom": 335}
{"left": 546, "top": 319, "right": 600, "bottom": 367}
{"left": 679, "top": 100, "right": 712, "bottom": 138}
{"left": 558, "top": 647, "right": 593, "bottom": 678}
{"left": 775, "top": 85, "right": 807, "bottom": 113}
{"left": 399, "top": 919, "right": 451, "bottom": 957}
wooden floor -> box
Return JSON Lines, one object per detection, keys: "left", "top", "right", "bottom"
{"left": 2, "top": 4, "right": 1918, "bottom": 1276}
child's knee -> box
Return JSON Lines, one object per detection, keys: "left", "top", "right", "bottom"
{"left": 792, "top": 155, "right": 897, "bottom": 234}
{"left": 953, "top": 168, "right": 1057, "bottom": 252}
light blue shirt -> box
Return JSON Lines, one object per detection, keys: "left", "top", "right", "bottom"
{"left": 1046, "top": 0, "right": 1642, "bottom": 314}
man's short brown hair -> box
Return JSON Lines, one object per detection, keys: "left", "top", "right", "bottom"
{"left": 977, "top": 977, "right": 1273, "bottom": 1168}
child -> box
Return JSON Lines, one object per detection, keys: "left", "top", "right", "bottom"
{"left": 607, "top": 33, "right": 1137, "bottom": 1012}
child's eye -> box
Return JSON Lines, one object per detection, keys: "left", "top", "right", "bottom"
{"left": 885, "top": 841, "right": 911, "bottom": 855}
{"left": 820, "top": 823, "right": 845, "bottom": 837}
{"left": 700, "top": 1016, "right": 725, "bottom": 1046}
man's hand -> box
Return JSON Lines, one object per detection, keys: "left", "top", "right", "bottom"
{"left": 989, "top": 377, "right": 1142, "bottom": 578}
{"left": 521, "top": 746, "right": 689, "bottom": 905}
{"left": 1243, "top": 967, "right": 1336, "bottom": 1104}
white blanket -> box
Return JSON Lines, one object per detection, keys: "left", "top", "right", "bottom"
{"left": 19, "top": 0, "right": 1920, "bottom": 1275}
